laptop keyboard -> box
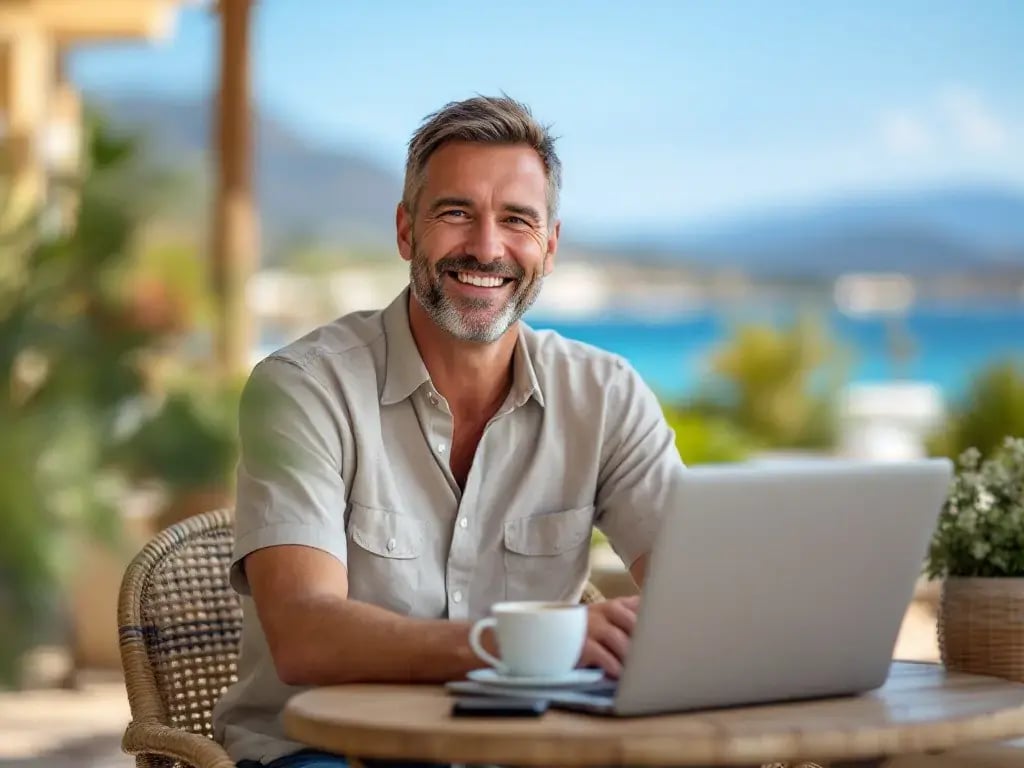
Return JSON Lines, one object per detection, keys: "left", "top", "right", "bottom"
{"left": 580, "top": 679, "right": 619, "bottom": 696}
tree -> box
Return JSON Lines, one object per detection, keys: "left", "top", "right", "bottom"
{"left": 928, "top": 361, "right": 1024, "bottom": 461}
{"left": 692, "top": 315, "right": 847, "bottom": 451}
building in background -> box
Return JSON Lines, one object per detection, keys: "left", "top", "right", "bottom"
{"left": 0, "top": 1, "right": 190, "bottom": 230}
{"left": 1, "top": 0, "right": 258, "bottom": 380}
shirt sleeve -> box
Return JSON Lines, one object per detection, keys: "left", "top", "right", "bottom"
{"left": 229, "top": 356, "right": 349, "bottom": 595}
{"left": 594, "top": 359, "right": 686, "bottom": 568}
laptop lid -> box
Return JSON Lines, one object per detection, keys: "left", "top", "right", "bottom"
{"left": 613, "top": 458, "right": 952, "bottom": 716}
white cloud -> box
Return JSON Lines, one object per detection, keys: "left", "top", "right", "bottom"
{"left": 879, "top": 110, "right": 934, "bottom": 156}
{"left": 876, "top": 87, "right": 1012, "bottom": 160}
{"left": 938, "top": 86, "right": 1009, "bottom": 152}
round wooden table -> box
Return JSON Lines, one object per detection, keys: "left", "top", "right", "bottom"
{"left": 283, "top": 662, "right": 1024, "bottom": 767}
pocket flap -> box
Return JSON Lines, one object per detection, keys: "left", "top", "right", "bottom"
{"left": 348, "top": 503, "right": 423, "bottom": 559}
{"left": 504, "top": 505, "right": 594, "bottom": 556}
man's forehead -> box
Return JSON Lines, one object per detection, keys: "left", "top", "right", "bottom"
{"left": 422, "top": 142, "right": 547, "bottom": 197}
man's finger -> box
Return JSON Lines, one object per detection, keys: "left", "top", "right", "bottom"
{"left": 580, "top": 639, "right": 622, "bottom": 679}
{"left": 620, "top": 594, "right": 641, "bottom": 610}
{"left": 603, "top": 600, "right": 639, "bottom": 635}
{"left": 594, "top": 622, "right": 631, "bottom": 662}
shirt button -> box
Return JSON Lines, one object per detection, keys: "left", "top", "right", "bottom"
{"left": 437, "top": 443, "right": 446, "bottom": 453}
{"left": 458, "top": 517, "right": 468, "bottom": 529}
{"left": 428, "top": 393, "right": 439, "bottom": 406}
{"left": 386, "top": 538, "right": 396, "bottom": 552}
{"left": 452, "top": 590, "right": 463, "bottom": 603}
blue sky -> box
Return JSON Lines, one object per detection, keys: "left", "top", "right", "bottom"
{"left": 69, "top": 0, "right": 1024, "bottom": 236}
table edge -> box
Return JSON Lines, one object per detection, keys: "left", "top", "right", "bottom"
{"left": 283, "top": 671, "right": 1024, "bottom": 766}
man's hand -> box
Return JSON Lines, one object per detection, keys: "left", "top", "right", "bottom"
{"left": 578, "top": 595, "right": 641, "bottom": 678}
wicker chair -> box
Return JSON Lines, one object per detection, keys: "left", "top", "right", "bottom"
{"left": 119, "top": 508, "right": 240, "bottom": 768}
{"left": 118, "top": 507, "right": 608, "bottom": 768}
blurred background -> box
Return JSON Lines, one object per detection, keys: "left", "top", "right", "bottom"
{"left": 0, "top": 1, "right": 1022, "bottom": 764}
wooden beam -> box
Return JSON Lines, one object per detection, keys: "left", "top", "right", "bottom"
{"left": 211, "top": 0, "right": 257, "bottom": 377}
{"left": 0, "top": 27, "right": 54, "bottom": 229}
{"left": 3, "top": 0, "right": 180, "bottom": 43}
{"left": 0, "top": 1, "right": 189, "bottom": 232}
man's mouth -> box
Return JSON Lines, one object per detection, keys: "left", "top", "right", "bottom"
{"left": 447, "top": 271, "right": 515, "bottom": 288}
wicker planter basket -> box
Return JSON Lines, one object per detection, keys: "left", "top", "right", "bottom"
{"left": 939, "top": 577, "right": 1024, "bottom": 682}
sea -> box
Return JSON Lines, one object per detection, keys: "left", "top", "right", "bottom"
{"left": 257, "top": 301, "right": 1024, "bottom": 407}
{"left": 522, "top": 301, "right": 1024, "bottom": 405}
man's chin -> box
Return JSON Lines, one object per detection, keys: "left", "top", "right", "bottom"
{"left": 442, "top": 309, "right": 517, "bottom": 343}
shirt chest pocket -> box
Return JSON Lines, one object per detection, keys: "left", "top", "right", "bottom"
{"left": 503, "top": 505, "right": 594, "bottom": 603}
{"left": 346, "top": 502, "right": 425, "bottom": 616}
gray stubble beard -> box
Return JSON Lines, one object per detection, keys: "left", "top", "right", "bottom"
{"left": 409, "top": 240, "right": 545, "bottom": 343}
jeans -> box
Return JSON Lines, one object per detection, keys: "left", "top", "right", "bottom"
{"left": 237, "top": 749, "right": 445, "bottom": 768}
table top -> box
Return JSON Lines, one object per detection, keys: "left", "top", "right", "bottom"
{"left": 283, "top": 662, "right": 1024, "bottom": 766}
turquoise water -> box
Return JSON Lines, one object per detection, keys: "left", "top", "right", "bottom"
{"left": 258, "top": 302, "right": 1023, "bottom": 405}
{"left": 525, "top": 303, "right": 1024, "bottom": 404}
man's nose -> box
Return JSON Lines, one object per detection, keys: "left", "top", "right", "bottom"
{"left": 466, "top": 217, "right": 504, "bottom": 264}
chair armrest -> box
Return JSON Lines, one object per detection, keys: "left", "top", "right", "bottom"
{"left": 123, "top": 722, "right": 236, "bottom": 768}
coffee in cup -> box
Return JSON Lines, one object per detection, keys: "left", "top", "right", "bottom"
{"left": 468, "top": 601, "right": 587, "bottom": 678}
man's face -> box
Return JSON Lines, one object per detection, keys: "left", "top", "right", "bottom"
{"left": 398, "top": 142, "right": 559, "bottom": 343}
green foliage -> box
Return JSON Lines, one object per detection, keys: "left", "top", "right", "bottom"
{"left": 663, "top": 405, "right": 753, "bottom": 465}
{"left": 112, "top": 376, "right": 241, "bottom": 494}
{"left": 0, "top": 113, "right": 179, "bottom": 684}
{"left": 928, "top": 361, "right": 1024, "bottom": 462}
{"left": 690, "top": 315, "right": 846, "bottom": 450}
{"left": 131, "top": 241, "right": 214, "bottom": 330}
{"left": 925, "top": 438, "right": 1024, "bottom": 579}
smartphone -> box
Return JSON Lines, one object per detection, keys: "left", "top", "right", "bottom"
{"left": 450, "top": 696, "right": 549, "bottom": 717}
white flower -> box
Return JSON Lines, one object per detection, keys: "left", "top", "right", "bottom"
{"left": 976, "top": 488, "right": 996, "bottom": 512}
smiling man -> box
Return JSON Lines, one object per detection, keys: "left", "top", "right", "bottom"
{"left": 212, "top": 96, "right": 687, "bottom": 768}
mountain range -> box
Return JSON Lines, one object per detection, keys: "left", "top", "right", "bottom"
{"left": 92, "top": 94, "right": 1024, "bottom": 279}
{"left": 91, "top": 93, "right": 402, "bottom": 256}
{"left": 596, "top": 186, "right": 1024, "bottom": 277}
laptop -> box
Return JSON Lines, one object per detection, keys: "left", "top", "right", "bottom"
{"left": 448, "top": 458, "right": 953, "bottom": 715}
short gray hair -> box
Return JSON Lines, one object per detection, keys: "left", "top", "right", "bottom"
{"left": 403, "top": 95, "right": 562, "bottom": 225}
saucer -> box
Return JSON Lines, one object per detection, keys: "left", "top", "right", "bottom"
{"left": 466, "top": 668, "right": 605, "bottom": 687}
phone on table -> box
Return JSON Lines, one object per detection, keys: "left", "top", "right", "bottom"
{"left": 450, "top": 696, "right": 549, "bottom": 717}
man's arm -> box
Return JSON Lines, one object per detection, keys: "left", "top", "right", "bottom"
{"left": 629, "top": 553, "right": 649, "bottom": 587}
{"left": 578, "top": 359, "right": 683, "bottom": 676}
{"left": 594, "top": 358, "right": 685, "bottom": 577}
{"left": 245, "top": 544, "right": 484, "bottom": 686}
{"left": 234, "top": 358, "right": 489, "bottom": 687}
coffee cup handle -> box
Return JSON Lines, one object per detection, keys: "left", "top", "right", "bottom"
{"left": 468, "top": 617, "right": 505, "bottom": 672}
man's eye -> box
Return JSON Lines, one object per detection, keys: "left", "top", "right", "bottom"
{"left": 505, "top": 216, "right": 528, "bottom": 225}
{"left": 441, "top": 209, "right": 467, "bottom": 218}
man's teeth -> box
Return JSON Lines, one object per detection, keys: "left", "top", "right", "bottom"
{"left": 455, "top": 272, "right": 505, "bottom": 288}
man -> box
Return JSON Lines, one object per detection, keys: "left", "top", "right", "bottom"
{"left": 212, "top": 95, "right": 687, "bottom": 767}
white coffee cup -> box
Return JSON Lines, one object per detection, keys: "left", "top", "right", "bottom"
{"left": 468, "top": 601, "right": 587, "bottom": 678}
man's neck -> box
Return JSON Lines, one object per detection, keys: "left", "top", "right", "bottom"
{"left": 407, "top": 295, "right": 517, "bottom": 423}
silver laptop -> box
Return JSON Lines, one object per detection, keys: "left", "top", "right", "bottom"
{"left": 449, "top": 458, "right": 953, "bottom": 715}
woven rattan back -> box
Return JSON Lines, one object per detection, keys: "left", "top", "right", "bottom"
{"left": 118, "top": 508, "right": 242, "bottom": 752}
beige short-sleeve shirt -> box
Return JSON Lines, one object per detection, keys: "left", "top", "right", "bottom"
{"left": 213, "top": 288, "right": 687, "bottom": 763}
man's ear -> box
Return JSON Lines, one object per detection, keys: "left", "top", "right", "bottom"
{"left": 396, "top": 202, "right": 413, "bottom": 262}
{"left": 544, "top": 220, "right": 560, "bottom": 276}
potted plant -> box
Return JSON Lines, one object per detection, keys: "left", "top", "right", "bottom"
{"left": 925, "top": 436, "right": 1024, "bottom": 681}
{"left": 113, "top": 377, "right": 242, "bottom": 531}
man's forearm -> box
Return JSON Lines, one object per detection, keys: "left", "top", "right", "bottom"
{"left": 629, "top": 553, "right": 650, "bottom": 588}
{"left": 268, "top": 594, "right": 481, "bottom": 686}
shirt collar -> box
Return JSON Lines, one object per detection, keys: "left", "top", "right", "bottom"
{"left": 379, "top": 287, "right": 546, "bottom": 410}
{"left": 511, "top": 323, "right": 546, "bottom": 409}
{"left": 380, "top": 288, "right": 431, "bottom": 405}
